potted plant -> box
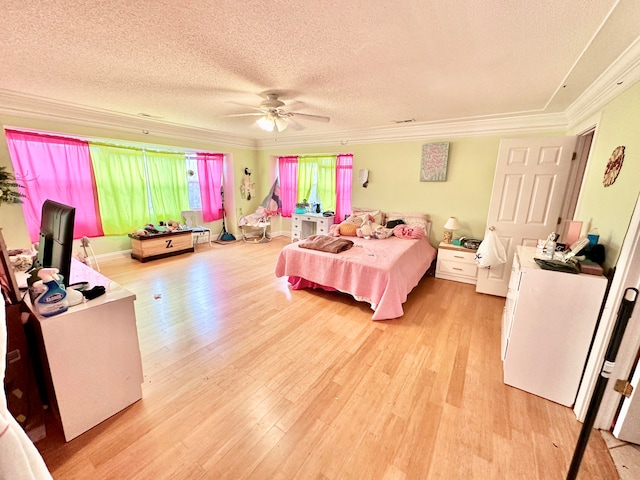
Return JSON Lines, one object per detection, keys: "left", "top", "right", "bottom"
{"left": 0, "top": 166, "right": 26, "bottom": 205}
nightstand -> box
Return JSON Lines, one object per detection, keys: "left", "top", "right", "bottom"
{"left": 435, "top": 241, "right": 478, "bottom": 284}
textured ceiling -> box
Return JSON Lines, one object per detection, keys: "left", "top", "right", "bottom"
{"left": 1, "top": 0, "right": 639, "bottom": 142}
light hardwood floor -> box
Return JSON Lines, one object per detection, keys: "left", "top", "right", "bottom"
{"left": 35, "top": 237, "right": 618, "bottom": 479}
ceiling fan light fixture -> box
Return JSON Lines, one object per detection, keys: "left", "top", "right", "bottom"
{"left": 274, "top": 116, "right": 288, "bottom": 132}
{"left": 256, "top": 115, "right": 275, "bottom": 132}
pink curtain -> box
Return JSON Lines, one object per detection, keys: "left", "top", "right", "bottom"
{"left": 5, "top": 130, "right": 104, "bottom": 242}
{"left": 278, "top": 156, "right": 299, "bottom": 217}
{"left": 335, "top": 154, "right": 353, "bottom": 223}
{"left": 197, "top": 152, "right": 224, "bottom": 222}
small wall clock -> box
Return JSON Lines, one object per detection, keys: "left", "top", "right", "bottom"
{"left": 603, "top": 145, "right": 625, "bottom": 187}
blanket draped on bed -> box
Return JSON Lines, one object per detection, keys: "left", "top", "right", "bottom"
{"left": 276, "top": 236, "right": 437, "bottom": 320}
{"left": 298, "top": 235, "right": 354, "bottom": 253}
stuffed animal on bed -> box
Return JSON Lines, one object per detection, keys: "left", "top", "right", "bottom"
{"left": 357, "top": 220, "right": 393, "bottom": 239}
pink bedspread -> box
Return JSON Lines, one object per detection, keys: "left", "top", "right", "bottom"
{"left": 275, "top": 236, "right": 436, "bottom": 320}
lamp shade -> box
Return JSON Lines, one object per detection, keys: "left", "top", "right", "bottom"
{"left": 274, "top": 116, "right": 288, "bottom": 132}
{"left": 257, "top": 114, "right": 289, "bottom": 133}
{"left": 444, "top": 217, "right": 461, "bottom": 231}
{"left": 256, "top": 116, "right": 275, "bottom": 132}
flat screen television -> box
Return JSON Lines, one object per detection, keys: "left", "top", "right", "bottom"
{"left": 36, "top": 200, "right": 76, "bottom": 287}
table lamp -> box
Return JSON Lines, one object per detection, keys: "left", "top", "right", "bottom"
{"left": 443, "top": 217, "right": 461, "bottom": 244}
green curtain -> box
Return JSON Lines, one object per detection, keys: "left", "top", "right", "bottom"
{"left": 89, "top": 144, "right": 150, "bottom": 235}
{"left": 315, "top": 155, "right": 337, "bottom": 212}
{"left": 144, "top": 150, "right": 190, "bottom": 222}
{"left": 297, "top": 155, "right": 336, "bottom": 211}
{"left": 297, "top": 156, "right": 317, "bottom": 204}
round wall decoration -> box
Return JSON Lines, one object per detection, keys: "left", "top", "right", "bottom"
{"left": 603, "top": 145, "right": 625, "bottom": 187}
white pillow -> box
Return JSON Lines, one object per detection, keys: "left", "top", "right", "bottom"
{"left": 351, "top": 207, "right": 384, "bottom": 225}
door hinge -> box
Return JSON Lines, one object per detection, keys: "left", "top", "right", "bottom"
{"left": 572, "top": 151, "right": 577, "bottom": 160}
{"left": 614, "top": 379, "right": 634, "bottom": 398}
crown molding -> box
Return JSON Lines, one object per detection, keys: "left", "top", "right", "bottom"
{"left": 255, "top": 112, "right": 570, "bottom": 149}
{"left": 0, "top": 90, "right": 257, "bottom": 149}
{"left": 566, "top": 36, "right": 640, "bottom": 128}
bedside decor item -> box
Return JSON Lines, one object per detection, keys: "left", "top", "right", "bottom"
{"left": 603, "top": 145, "right": 625, "bottom": 187}
{"left": 443, "top": 216, "right": 461, "bottom": 244}
{"left": 420, "top": 142, "right": 449, "bottom": 182}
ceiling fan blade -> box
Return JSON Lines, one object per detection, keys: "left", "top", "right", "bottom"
{"left": 287, "top": 117, "right": 305, "bottom": 131}
{"left": 289, "top": 112, "right": 330, "bottom": 123}
{"left": 224, "top": 112, "right": 264, "bottom": 118}
{"left": 225, "top": 101, "right": 264, "bottom": 112}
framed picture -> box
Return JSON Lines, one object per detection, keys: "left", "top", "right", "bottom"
{"left": 420, "top": 142, "right": 449, "bottom": 182}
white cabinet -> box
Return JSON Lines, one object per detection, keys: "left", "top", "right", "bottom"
{"left": 291, "top": 212, "right": 334, "bottom": 241}
{"left": 435, "top": 242, "right": 478, "bottom": 284}
{"left": 502, "top": 246, "right": 607, "bottom": 407}
{"left": 29, "top": 259, "right": 143, "bottom": 441}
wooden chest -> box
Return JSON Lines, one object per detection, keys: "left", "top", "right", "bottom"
{"left": 129, "top": 230, "right": 194, "bottom": 262}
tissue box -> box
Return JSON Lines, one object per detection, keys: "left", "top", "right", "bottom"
{"left": 580, "top": 260, "right": 603, "bottom": 276}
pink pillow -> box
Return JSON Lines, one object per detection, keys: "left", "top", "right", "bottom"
{"left": 393, "top": 225, "right": 424, "bottom": 239}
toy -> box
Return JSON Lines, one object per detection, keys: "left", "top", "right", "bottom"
{"left": 166, "top": 219, "right": 180, "bottom": 231}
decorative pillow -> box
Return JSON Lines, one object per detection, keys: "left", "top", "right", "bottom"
{"left": 339, "top": 222, "right": 359, "bottom": 236}
{"left": 351, "top": 207, "right": 384, "bottom": 226}
{"left": 393, "top": 224, "right": 425, "bottom": 239}
{"left": 343, "top": 214, "right": 364, "bottom": 226}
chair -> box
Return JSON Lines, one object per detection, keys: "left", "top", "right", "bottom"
{"left": 181, "top": 210, "right": 212, "bottom": 247}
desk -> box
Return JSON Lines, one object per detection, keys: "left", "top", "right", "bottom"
{"left": 291, "top": 213, "right": 334, "bottom": 242}
{"left": 28, "top": 259, "right": 143, "bottom": 441}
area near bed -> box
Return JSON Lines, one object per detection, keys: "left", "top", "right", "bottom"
{"left": 275, "top": 234, "right": 436, "bottom": 320}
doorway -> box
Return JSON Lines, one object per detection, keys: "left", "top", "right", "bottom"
{"left": 558, "top": 129, "right": 594, "bottom": 242}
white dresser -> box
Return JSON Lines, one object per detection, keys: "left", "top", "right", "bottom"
{"left": 435, "top": 242, "right": 478, "bottom": 284}
{"left": 291, "top": 212, "right": 334, "bottom": 241}
{"left": 502, "top": 246, "right": 607, "bottom": 407}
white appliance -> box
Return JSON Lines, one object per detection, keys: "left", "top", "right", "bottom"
{"left": 502, "top": 246, "right": 607, "bottom": 406}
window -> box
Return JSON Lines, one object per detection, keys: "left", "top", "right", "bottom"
{"left": 5, "top": 129, "right": 225, "bottom": 240}
{"left": 278, "top": 153, "right": 352, "bottom": 221}
{"left": 186, "top": 156, "right": 202, "bottom": 210}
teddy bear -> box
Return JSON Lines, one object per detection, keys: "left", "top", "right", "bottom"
{"left": 357, "top": 220, "right": 392, "bottom": 239}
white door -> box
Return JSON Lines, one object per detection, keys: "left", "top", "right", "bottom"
{"left": 476, "top": 136, "right": 577, "bottom": 297}
{"left": 606, "top": 195, "right": 640, "bottom": 444}
{"left": 614, "top": 340, "right": 640, "bottom": 443}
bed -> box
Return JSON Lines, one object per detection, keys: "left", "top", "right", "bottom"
{"left": 275, "top": 211, "right": 436, "bottom": 320}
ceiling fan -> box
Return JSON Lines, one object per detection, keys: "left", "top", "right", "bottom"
{"left": 226, "top": 93, "right": 330, "bottom": 132}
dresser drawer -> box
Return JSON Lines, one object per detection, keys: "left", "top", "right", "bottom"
{"left": 436, "top": 258, "right": 478, "bottom": 278}
{"left": 437, "top": 248, "right": 476, "bottom": 264}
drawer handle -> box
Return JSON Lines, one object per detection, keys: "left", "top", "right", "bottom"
{"left": 454, "top": 255, "right": 464, "bottom": 259}
{"left": 453, "top": 267, "right": 463, "bottom": 271}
